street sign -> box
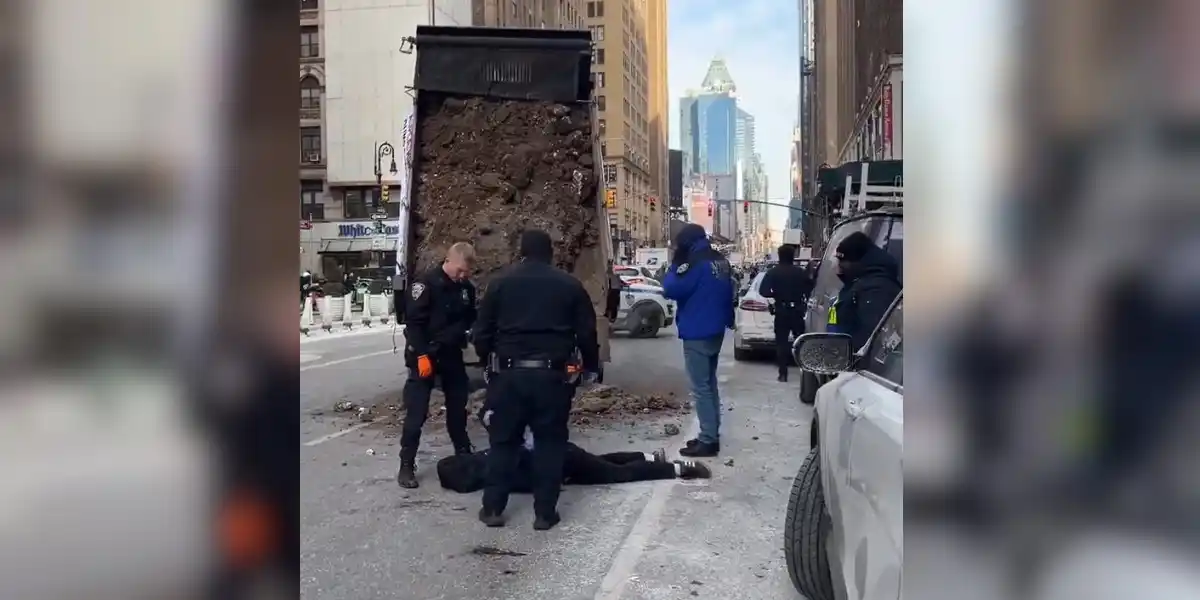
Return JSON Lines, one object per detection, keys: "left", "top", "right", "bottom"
{"left": 300, "top": 219, "right": 313, "bottom": 230}
{"left": 371, "top": 237, "right": 387, "bottom": 250}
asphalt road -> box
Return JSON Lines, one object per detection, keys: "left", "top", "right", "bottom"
{"left": 300, "top": 326, "right": 813, "bottom": 600}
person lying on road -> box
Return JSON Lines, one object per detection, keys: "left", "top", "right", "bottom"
{"left": 436, "top": 440, "right": 711, "bottom": 494}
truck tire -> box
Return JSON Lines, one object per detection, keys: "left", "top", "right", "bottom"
{"left": 784, "top": 448, "right": 835, "bottom": 600}
{"left": 800, "top": 370, "right": 819, "bottom": 405}
{"left": 628, "top": 304, "right": 662, "bottom": 338}
{"left": 733, "top": 347, "right": 753, "bottom": 361}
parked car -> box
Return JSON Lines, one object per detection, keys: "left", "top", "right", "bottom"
{"left": 784, "top": 292, "right": 904, "bottom": 600}
{"left": 731, "top": 260, "right": 811, "bottom": 361}
{"left": 800, "top": 209, "right": 903, "bottom": 404}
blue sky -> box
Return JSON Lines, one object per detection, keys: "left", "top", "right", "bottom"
{"left": 667, "top": 0, "right": 799, "bottom": 229}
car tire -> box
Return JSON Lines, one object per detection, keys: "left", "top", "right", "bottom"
{"left": 733, "top": 347, "right": 753, "bottom": 361}
{"left": 628, "top": 304, "right": 663, "bottom": 339}
{"left": 800, "top": 370, "right": 819, "bottom": 405}
{"left": 784, "top": 448, "right": 835, "bottom": 600}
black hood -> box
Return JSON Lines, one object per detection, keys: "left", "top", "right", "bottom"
{"left": 839, "top": 244, "right": 899, "bottom": 284}
{"left": 519, "top": 230, "right": 553, "bottom": 263}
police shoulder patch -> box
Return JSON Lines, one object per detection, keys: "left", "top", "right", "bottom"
{"left": 676, "top": 263, "right": 690, "bottom": 275}
{"left": 411, "top": 282, "right": 426, "bottom": 300}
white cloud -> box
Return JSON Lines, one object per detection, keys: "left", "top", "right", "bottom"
{"left": 667, "top": 0, "right": 799, "bottom": 229}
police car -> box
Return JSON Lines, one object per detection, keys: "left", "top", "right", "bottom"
{"left": 611, "top": 276, "right": 675, "bottom": 338}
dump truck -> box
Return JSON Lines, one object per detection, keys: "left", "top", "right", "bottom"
{"left": 395, "top": 25, "right": 612, "bottom": 362}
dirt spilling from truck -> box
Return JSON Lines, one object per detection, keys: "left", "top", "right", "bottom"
{"left": 409, "top": 94, "right": 605, "bottom": 298}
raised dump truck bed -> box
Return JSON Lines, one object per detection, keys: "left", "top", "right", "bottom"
{"left": 400, "top": 25, "right": 611, "bottom": 360}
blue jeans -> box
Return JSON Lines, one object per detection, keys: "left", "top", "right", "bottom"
{"left": 682, "top": 334, "right": 725, "bottom": 444}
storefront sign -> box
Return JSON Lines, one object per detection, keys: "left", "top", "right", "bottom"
{"left": 882, "top": 84, "right": 893, "bottom": 157}
{"left": 339, "top": 223, "right": 399, "bottom": 237}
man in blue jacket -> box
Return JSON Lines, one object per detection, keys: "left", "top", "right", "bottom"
{"left": 663, "top": 223, "right": 735, "bottom": 457}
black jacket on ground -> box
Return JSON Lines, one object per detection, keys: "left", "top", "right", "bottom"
{"left": 834, "top": 245, "right": 901, "bottom": 350}
{"left": 404, "top": 266, "right": 476, "bottom": 359}
{"left": 472, "top": 261, "right": 599, "bottom": 370}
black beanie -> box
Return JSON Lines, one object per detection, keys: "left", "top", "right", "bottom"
{"left": 835, "top": 232, "right": 875, "bottom": 262}
{"left": 519, "top": 229, "right": 553, "bottom": 262}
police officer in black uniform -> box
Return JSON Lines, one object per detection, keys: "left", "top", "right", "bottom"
{"left": 761, "top": 244, "right": 814, "bottom": 382}
{"left": 396, "top": 242, "right": 478, "bottom": 489}
{"left": 472, "top": 230, "right": 600, "bottom": 531}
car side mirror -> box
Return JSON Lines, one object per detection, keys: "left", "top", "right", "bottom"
{"left": 791, "top": 333, "right": 853, "bottom": 374}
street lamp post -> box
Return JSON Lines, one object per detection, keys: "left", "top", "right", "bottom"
{"left": 370, "top": 141, "right": 400, "bottom": 269}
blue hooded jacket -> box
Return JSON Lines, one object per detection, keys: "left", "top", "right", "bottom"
{"left": 663, "top": 224, "right": 735, "bottom": 340}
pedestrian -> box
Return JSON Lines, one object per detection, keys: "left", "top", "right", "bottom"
{"left": 761, "top": 244, "right": 815, "bottom": 382}
{"left": 605, "top": 261, "right": 625, "bottom": 323}
{"left": 662, "top": 223, "right": 735, "bottom": 458}
{"left": 472, "top": 229, "right": 601, "bottom": 531}
{"left": 827, "top": 232, "right": 901, "bottom": 350}
{"left": 395, "top": 242, "right": 478, "bottom": 489}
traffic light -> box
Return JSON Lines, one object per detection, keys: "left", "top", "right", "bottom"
{"left": 743, "top": 201, "right": 749, "bottom": 214}
{"left": 707, "top": 204, "right": 713, "bottom": 217}
{"left": 604, "top": 189, "right": 616, "bottom": 208}
{"left": 380, "top": 184, "right": 390, "bottom": 204}
{"left": 649, "top": 196, "right": 657, "bottom": 211}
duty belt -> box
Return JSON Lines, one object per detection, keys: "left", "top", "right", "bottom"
{"left": 494, "top": 357, "right": 567, "bottom": 370}
{"left": 777, "top": 301, "right": 800, "bottom": 308}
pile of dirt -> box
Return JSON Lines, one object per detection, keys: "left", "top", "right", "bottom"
{"left": 325, "top": 384, "right": 685, "bottom": 432}
{"left": 410, "top": 94, "right": 603, "bottom": 297}
{"left": 569, "top": 385, "right": 688, "bottom": 425}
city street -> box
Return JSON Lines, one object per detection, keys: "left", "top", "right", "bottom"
{"left": 301, "top": 327, "right": 813, "bottom": 600}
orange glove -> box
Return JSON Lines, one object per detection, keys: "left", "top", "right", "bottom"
{"left": 417, "top": 355, "right": 434, "bottom": 378}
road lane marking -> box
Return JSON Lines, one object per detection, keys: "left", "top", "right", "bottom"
{"left": 593, "top": 418, "right": 702, "bottom": 600}
{"left": 299, "top": 349, "right": 395, "bottom": 372}
{"left": 302, "top": 422, "right": 372, "bottom": 447}
{"left": 300, "top": 325, "right": 402, "bottom": 345}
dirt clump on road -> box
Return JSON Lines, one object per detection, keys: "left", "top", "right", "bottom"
{"left": 409, "top": 94, "right": 603, "bottom": 298}
{"left": 570, "top": 384, "right": 687, "bottom": 425}
{"left": 326, "top": 384, "right": 685, "bottom": 432}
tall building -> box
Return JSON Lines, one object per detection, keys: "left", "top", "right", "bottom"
{"left": 679, "top": 58, "right": 738, "bottom": 178}
{"left": 299, "top": 0, "right": 328, "bottom": 275}
{"left": 807, "top": 0, "right": 901, "bottom": 243}
{"left": 588, "top": 0, "right": 670, "bottom": 260}
{"left": 471, "top": 0, "right": 585, "bottom": 28}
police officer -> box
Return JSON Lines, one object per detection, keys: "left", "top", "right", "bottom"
{"left": 396, "top": 242, "right": 478, "bottom": 489}
{"left": 761, "top": 244, "right": 814, "bottom": 382}
{"left": 472, "top": 230, "right": 600, "bottom": 531}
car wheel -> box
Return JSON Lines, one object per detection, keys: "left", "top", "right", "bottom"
{"left": 800, "top": 370, "right": 819, "bottom": 405}
{"left": 784, "top": 448, "right": 835, "bottom": 600}
{"left": 629, "top": 305, "right": 662, "bottom": 338}
{"left": 733, "top": 347, "right": 753, "bottom": 361}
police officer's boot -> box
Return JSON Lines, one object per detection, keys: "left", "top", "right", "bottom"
{"left": 454, "top": 442, "right": 475, "bottom": 456}
{"left": 396, "top": 453, "right": 419, "bottom": 489}
{"left": 777, "top": 369, "right": 788, "bottom": 383}
{"left": 533, "top": 512, "right": 561, "bottom": 531}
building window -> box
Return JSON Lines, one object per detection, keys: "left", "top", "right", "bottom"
{"left": 595, "top": 48, "right": 605, "bottom": 65}
{"left": 587, "top": 1, "right": 595, "bottom": 17}
{"left": 343, "top": 188, "right": 375, "bottom": 220}
{"left": 603, "top": 164, "right": 617, "bottom": 186}
{"left": 595, "top": 72, "right": 605, "bottom": 87}
{"left": 592, "top": 25, "right": 604, "bottom": 41}
{"left": 598, "top": 119, "right": 606, "bottom": 135}
{"left": 300, "top": 0, "right": 319, "bottom": 10}
{"left": 301, "top": 180, "right": 324, "bottom": 221}
{"left": 301, "top": 127, "right": 322, "bottom": 162}
{"left": 596, "top": 1, "right": 604, "bottom": 16}
{"left": 300, "top": 76, "right": 321, "bottom": 109}
{"left": 596, "top": 95, "right": 606, "bottom": 111}
{"left": 300, "top": 26, "right": 319, "bottom": 58}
